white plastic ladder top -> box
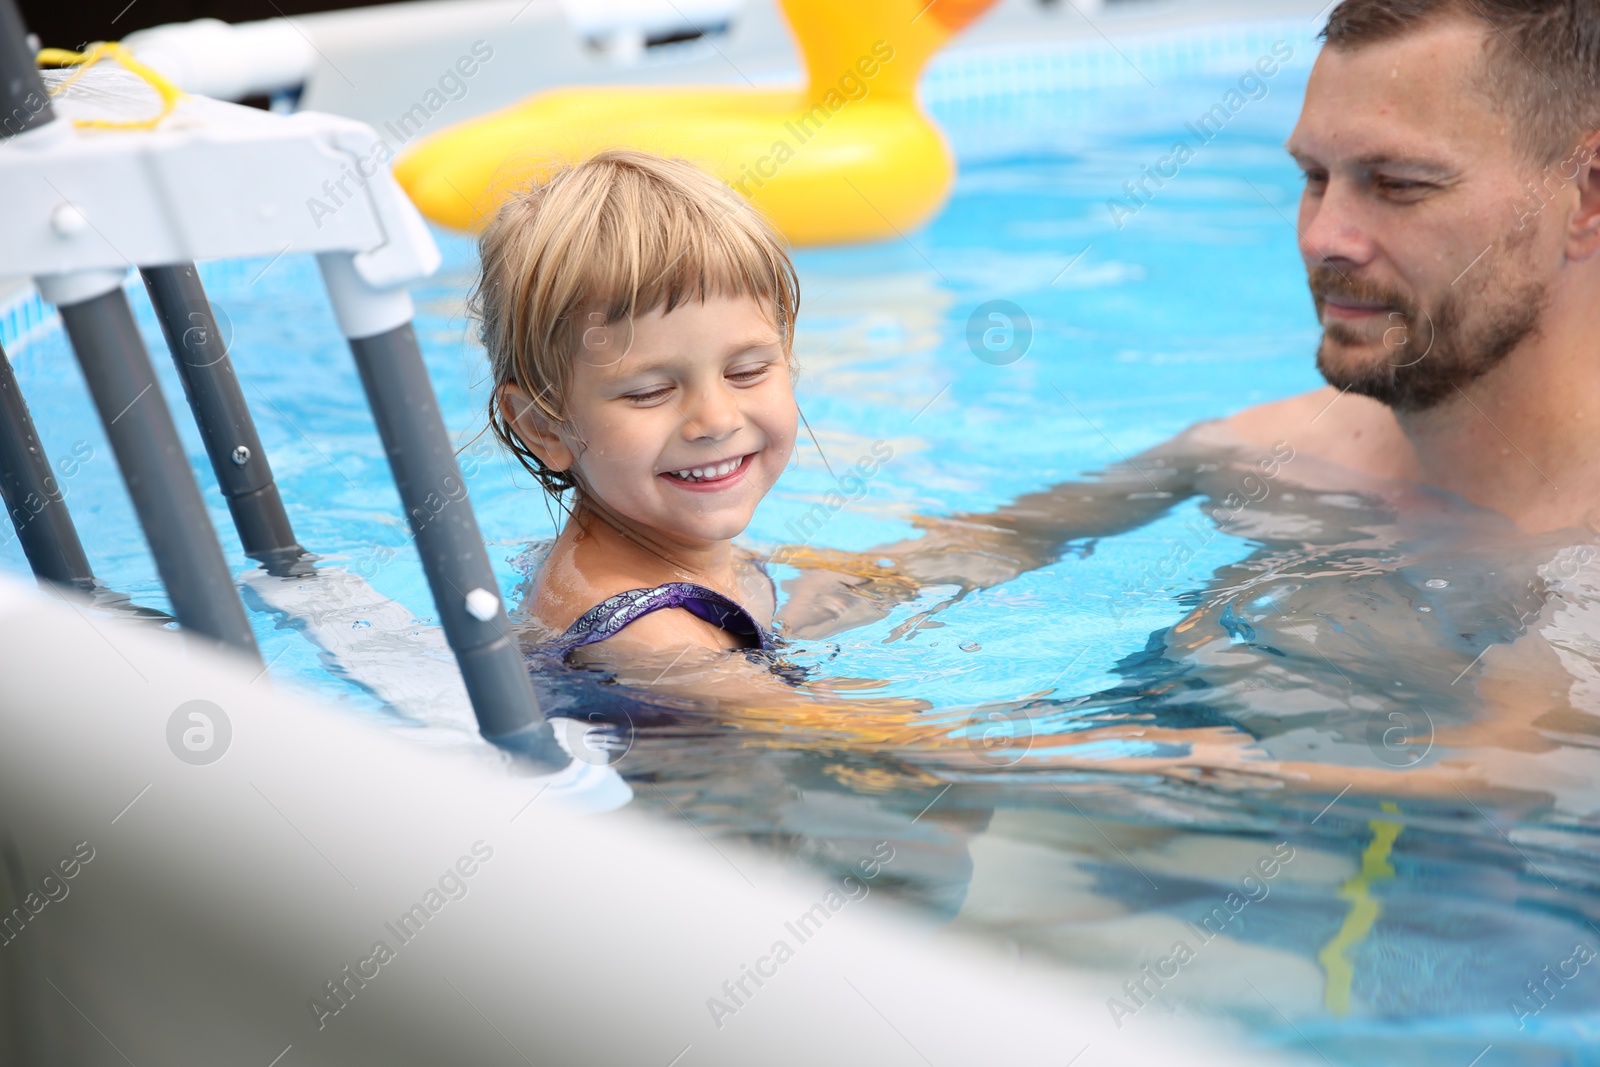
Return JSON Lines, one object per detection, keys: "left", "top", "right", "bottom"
{"left": 0, "top": 62, "right": 439, "bottom": 333}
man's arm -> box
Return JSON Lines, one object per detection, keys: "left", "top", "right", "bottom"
{"left": 776, "top": 426, "right": 1231, "bottom": 639}
{"left": 890, "top": 451, "right": 1198, "bottom": 587}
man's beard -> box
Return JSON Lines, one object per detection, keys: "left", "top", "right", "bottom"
{"left": 1310, "top": 260, "right": 1547, "bottom": 413}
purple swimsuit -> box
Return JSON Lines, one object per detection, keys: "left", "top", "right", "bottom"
{"left": 551, "top": 582, "right": 776, "bottom": 657}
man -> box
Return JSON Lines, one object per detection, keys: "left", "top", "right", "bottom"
{"left": 782, "top": 0, "right": 1600, "bottom": 803}
{"left": 1229, "top": 0, "right": 1600, "bottom": 535}
{"left": 793, "top": 0, "right": 1600, "bottom": 602}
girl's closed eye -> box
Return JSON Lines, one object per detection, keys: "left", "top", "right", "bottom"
{"left": 728, "top": 361, "right": 775, "bottom": 384}
{"left": 622, "top": 384, "right": 675, "bottom": 405}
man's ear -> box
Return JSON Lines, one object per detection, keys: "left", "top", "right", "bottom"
{"left": 499, "top": 384, "right": 576, "bottom": 473}
{"left": 1566, "top": 130, "right": 1600, "bottom": 261}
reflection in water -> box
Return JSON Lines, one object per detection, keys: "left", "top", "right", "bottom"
{"left": 527, "top": 440, "right": 1600, "bottom": 1067}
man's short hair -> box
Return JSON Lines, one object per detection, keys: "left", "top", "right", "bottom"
{"left": 1323, "top": 0, "right": 1600, "bottom": 163}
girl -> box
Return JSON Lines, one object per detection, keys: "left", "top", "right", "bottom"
{"left": 473, "top": 149, "right": 803, "bottom": 672}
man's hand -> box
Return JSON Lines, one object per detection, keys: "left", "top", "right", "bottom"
{"left": 775, "top": 547, "right": 922, "bottom": 640}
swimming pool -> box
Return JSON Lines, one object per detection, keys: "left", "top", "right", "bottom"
{"left": 5, "top": 15, "right": 1599, "bottom": 1065}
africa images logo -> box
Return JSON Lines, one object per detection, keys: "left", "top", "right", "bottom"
{"left": 166, "top": 699, "right": 232, "bottom": 765}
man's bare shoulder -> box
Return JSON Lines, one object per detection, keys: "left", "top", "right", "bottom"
{"left": 1218, "top": 386, "right": 1418, "bottom": 480}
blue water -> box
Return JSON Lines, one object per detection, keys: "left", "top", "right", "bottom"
{"left": 6, "top": 23, "right": 1600, "bottom": 1066}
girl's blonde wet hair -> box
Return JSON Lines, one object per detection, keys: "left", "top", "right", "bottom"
{"left": 471, "top": 149, "right": 801, "bottom": 496}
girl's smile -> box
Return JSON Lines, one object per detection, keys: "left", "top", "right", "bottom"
{"left": 661, "top": 451, "right": 758, "bottom": 490}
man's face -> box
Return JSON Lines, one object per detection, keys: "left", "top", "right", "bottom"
{"left": 1288, "top": 20, "right": 1562, "bottom": 412}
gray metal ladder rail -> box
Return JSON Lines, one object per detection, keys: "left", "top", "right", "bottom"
{"left": 141, "top": 257, "right": 559, "bottom": 756}
{"left": 321, "top": 253, "right": 561, "bottom": 758}
{"left": 0, "top": 338, "right": 94, "bottom": 591}
{"left": 7, "top": 265, "right": 559, "bottom": 755}
{"left": 47, "top": 272, "right": 262, "bottom": 661}
{"left": 140, "top": 263, "right": 310, "bottom": 578}
{"left": 2, "top": 337, "right": 179, "bottom": 626}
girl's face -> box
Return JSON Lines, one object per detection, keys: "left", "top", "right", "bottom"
{"left": 508, "top": 294, "right": 798, "bottom": 549}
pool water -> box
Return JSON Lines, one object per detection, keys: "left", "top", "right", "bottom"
{"left": 7, "top": 18, "right": 1600, "bottom": 1066}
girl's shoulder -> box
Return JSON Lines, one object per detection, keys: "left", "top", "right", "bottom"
{"left": 512, "top": 537, "right": 776, "bottom": 657}
{"left": 520, "top": 536, "right": 777, "bottom": 631}
{"left": 544, "top": 560, "right": 781, "bottom": 660}
{"left": 516, "top": 536, "right": 636, "bottom": 633}
{"left": 564, "top": 583, "right": 767, "bottom": 658}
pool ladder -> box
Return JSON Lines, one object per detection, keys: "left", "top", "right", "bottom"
{"left": 0, "top": 0, "right": 563, "bottom": 766}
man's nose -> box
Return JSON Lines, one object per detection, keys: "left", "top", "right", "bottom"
{"left": 1299, "top": 178, "right": 1378, "bottom": 270}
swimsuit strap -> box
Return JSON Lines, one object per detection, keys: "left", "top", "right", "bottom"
{"left": 554, "top": 582, "right": 774, "bottom": 655}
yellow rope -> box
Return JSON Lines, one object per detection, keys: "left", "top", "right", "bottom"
{"left": 36, "top": 42, "right": 184, "bottom": 130}
{"left": 1316, "top": 801, "right": 1403, "bottom": 1016}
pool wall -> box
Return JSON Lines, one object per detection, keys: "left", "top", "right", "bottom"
{"left": 0, "top": 570, "right": 1303, "bottom": 1065}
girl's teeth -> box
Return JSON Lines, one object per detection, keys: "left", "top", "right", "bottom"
{"left": 670, "top": 457, "right": 743, "bottom": 481}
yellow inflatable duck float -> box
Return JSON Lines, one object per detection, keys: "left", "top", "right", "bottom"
{"left": 394, "top": 0, "right": 998, "bottom": 245}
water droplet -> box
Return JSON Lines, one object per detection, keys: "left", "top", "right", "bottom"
{"left": 960, "top": 642, "right": 982, "bottom": 653}
{"left": 1424, "top": 578, "right": 1449, "bottom": 589}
